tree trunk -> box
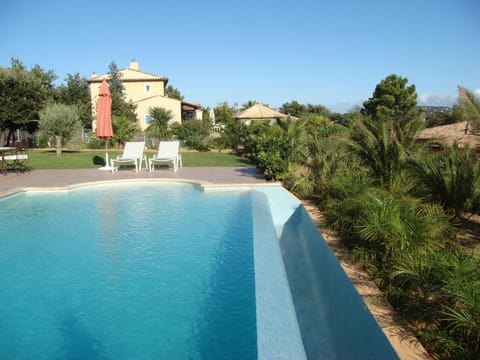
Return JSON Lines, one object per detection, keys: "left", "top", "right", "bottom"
{"left": 470, "top": 119, "right": 480, "bottom": 136}
{"left": 0, "top": 129, "right": 6, "bottom": 146}
{"left": 55, "top": 135, "right": 62, "bottom": 157}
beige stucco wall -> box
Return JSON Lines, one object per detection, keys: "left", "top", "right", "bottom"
{"left": 90, "top": 78, "right": 183, "bottom": 131}
{"left": 123, "top": 80, "right": 165, "bottom": 101}
{"left": 133, "top": 95, "right": 182, "bottom": 131}
{"left": 89, "top": 61, "right": 202, "bottom": 131}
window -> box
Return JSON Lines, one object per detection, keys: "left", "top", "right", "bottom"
{"left": 145, "top": 84, "right": 151, "bottom": 93}
{"left": 144, "top": 114, "right": 152, "bottom": 124}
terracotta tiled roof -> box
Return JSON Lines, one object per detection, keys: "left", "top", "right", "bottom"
{"left": 418, "top": 121, "right": 480, "bottom": 148}
{"left": 234, "top": 104, "right": 289, "bottom": 120}
{"left": 88, "top": 68, "right": 168, "bottom": 83}
{"left": 181, "top": 101, "right": 202, "bottom": 111}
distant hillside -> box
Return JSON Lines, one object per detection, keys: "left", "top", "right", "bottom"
{"left": 418, "top": 105, "right": 451, "bottom": 117}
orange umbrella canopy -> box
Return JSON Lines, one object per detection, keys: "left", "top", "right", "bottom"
{"left": 96, "top": 79, "right": 113, "bottom": 139}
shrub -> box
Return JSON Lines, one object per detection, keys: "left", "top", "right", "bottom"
{"left": 185, "top": 138, "right": 210, "bottom": 152}
{"left": 86, "top": 136, "right": 105, "bottom": 149}
{"left": 407, "top": 144, "right": 480, "bottom": 219}
{"left": 390, "top": 250, "right": 480, "bottom": 360}
{"left": 112, "top": 115, "right": 138, "bottom": 147}
{"left": 36, "top": 132, "right": 50, "bottom": 148}
{"left": 170, "top": 121, "right": 210, "bottom": 151}
{"left": 245, "top": 126, "right": 295, "bottom": 180}
{"left": 65, "top": 138, "right": 85, "bottom": 151}
{"left": 256, "top": 150, "right": 288, "bottom": 180}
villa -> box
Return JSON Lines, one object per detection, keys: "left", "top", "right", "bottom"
{"left": 87, "top": 60, "right": 202, "bottom": 131}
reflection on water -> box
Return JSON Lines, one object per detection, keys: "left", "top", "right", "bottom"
{"left": 97, "top": 193, "right": 122, "bottom": 283}
{"left": 55, "top": 313, "right": 106, "bottom": 360}
{"left": 190, "top": 197, "right": 257, "bottom": 359}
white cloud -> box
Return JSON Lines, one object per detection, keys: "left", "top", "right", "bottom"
{"left": 417, "top": 93, "right": 457, "bottom": 106}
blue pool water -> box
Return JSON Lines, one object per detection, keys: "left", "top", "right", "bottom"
{"left": 0, "top": 183, "right": 256, "bottom": 359}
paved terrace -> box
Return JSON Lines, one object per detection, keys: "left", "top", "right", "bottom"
{"left": 0, "top": 167, "right": 267, "bottom": 197}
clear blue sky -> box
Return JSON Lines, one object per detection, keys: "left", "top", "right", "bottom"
{"left": 1, "top": 0, "right": 479, "bottom": 113}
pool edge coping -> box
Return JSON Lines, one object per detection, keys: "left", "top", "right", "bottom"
{"left": 0, "top": 179, "right": 283, "bottom": 199}
{"left": 0, "top": 180, "right": 283, "bottom": 206}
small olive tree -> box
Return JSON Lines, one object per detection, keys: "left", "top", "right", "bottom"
{"left": 39, "top": 103, "right": 81, "bottom": 156}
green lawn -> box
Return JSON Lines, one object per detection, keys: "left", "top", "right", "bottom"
{"left": 27, "top": 149, "right": 252, "bottom": 169}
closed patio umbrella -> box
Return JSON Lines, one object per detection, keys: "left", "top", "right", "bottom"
{"left": 96, "top": 79, "right": 114, "bottom": 170}
{"left": 96, "top": 79, "right": 113, "bottom": 140}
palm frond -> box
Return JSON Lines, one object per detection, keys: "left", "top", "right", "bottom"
{"left": 458, "top": 86, "right": 480, "bottom": 135}
{"left": 406, "top": 144, "right": 480, "bottom": 219}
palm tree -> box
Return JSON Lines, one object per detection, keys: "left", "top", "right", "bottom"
{"left": 275, "top": 117, "right": 306, "bottom": 164}
{"left": 146, "top": 107, "right": 173, "bottom": 141}
{"left": 346, "top": 114, "right": 425, "bottom": 188}
{"left": 407, "top": 144, "right": 480, "bottom": 219}
{"left": 458, "top": 86, "right": 480, "bottom": 136}
{"left": 292, "top": 124, "right": 351, "bottom": 197}
{"left": 348, "top": 117, "right": 400, "bottom": 187}
{"left": 112, "top": 115, "right": 137, "bottom": 148}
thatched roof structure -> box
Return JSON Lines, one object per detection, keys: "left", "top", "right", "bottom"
{"left": 234, "top": 104, "right": 290, "bottom": 121}
{"left": 418, "top": 121, "right": 480, "bottom": 148}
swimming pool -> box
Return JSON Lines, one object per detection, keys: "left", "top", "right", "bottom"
{"left": 0, "top": 181, "right": 398, "bottom": 359}
{"left": 0, "top": 183, "right": 256, "bottom": 359}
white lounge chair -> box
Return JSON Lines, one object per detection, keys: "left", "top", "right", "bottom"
{"left": 111, "top": 141, "right": 146, "bottom": 172}
{"left": 149, "top": 141, "right": 182, "bottom": 172}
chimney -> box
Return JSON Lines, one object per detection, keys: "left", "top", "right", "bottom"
{"left": 129, "top": 59, "right": 139, "bottom": 70}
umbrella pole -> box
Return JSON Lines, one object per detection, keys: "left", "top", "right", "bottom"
{"left": 104, "top": 139, "right": 108, "bottom": 166}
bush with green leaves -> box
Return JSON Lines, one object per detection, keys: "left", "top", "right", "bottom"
{"left": 241, "top": 119, "right": 309, "bottom": 180}
{"left": 390, "top": 249, "right": 480, "bottom": 360}
{"left": 320, "top": 174, "right": 480, "bottom": 360}
{"left": 407, "top": 144, "right": 480, "bottom": 219}
{"left": 36, "top": 132, "right": 49, "bottom": 148}
{"left": 217, "top": 119, "right": 249, "bottom": 151}
{"left": 256, "top": 150, "right": 288, "bottom": 180}
{"left": 318, "top": 148, "right": 480, "bottom": 359}
{"left": 279, "top": 120, "right": 350, "bottom": 198}
{"left": 112, "top": 115, "right": 138, "bottom": 147}
{"left": 247, "top": 127, "right": 292, "bottom": 180}
{"left": 86, "top": 135, "right": 106, "bottom": 149}
{"left": 170, "top": 121, "right": 210, "bottom": 151}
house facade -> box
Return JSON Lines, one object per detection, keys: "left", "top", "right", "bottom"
{"left": 88, "top": 60, "right": 202, "bottom": 131}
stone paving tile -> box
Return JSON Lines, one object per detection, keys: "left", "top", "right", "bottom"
{"left": 0, "top": 167, "right": 266, "bottom": 197}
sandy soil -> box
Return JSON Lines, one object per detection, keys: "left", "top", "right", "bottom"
{"left": 458, "top": 214, "right": 480, "bottom": 256}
